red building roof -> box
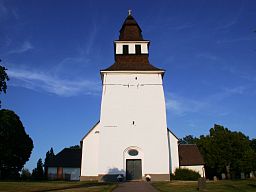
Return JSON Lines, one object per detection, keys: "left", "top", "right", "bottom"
{"left": 178, "top": 144, "right": 205, "bottom": 166}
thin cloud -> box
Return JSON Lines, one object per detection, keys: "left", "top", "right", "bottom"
{"left": 0, "top": 0, "right": 19, "bottom": 21}
{"left": 196, "top": 53, "right": 218, "bottom": 61}
{"left": 8, "top": 68, "right": 101, "bottom": 97}
{"left": 85, "top": 23, "right": 98, "bottom": 55}
{"left": 166, "top": 93, "right": 206, "bottom": 116}
{"left": 173, "top": 23, "right": 194, "bottom": 31}
{"left": 221, "top": 64, "right": 256, "bottom": 83}
{"left": 166, "top": 85, "right": 248, "bottom": 116}
{"left": 216, "top": 19, "right": 238, "bottom": 30}
{"left": 8, "top": 41, "right": 33, "bottom": 54}
{"left": 0, "top": 0, "right": 8, "bottom": 18}
{"left": 215, "top": 2, "right": 244, "bottom": 31}
{"left": 216, "top": 36, "right": 256, "bottom": 44}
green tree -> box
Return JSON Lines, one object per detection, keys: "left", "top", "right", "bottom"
{"left": 69, "top": 145, "right": 80, "bottom": 149}
{"left": 250, "top": 138, "right": 256, "bottom": 152}
{"left": 32, "top": 158, "right": 44, "bottom": 180}
{"left": 44, "top": 147, "right": 55, "bottom": 178}
{"left": 20, "top": 168, "right": 31, "bottom": 180}
{"left": 0, "top": 60, "right": 9, "bottom": 107}
{"left": 0, "top": 109, "right": 33, "bottom": 179}
{"left": 196, "top": 124, "right": 254, "bottom": 179}
{"left": 179, "top": 135, "right": 198, "bottom": 144}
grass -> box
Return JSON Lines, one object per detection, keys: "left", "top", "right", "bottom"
{"left": 152, "top": 179, "right": 256, "bottom": 192}
{"left": 0, "top": 181, "right": 117, "bottom": 192}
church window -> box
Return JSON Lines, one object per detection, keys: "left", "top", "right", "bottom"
{"left": 128, "top": 149, "right": 138, "bottom": 156}
{"left": 123, "top": 45, "right": 129, "bottom": 55}
{"left": 135, "top": 45, "right": 141, "bottom": 54}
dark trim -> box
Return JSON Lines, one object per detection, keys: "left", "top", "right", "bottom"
{"left": 80, "top": 121, "right": 100, "bottom": 142}
{"left": 180, "top": 164, "right": 205, "bottom": 166}
{"left": 167, "top": 128, "right": 179, "bottom": 140}
{"left": 115, "top": 53, "right": 149, "bottom": 55}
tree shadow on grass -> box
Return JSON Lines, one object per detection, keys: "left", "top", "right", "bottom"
{"left": 248, "top": 183, "right": 256, "bottom": 188}
{"left": 31, "top": 182, "right": 112, "bottom": 192}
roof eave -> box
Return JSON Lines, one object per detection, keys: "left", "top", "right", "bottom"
{"left": 100, "top": 70, "right": 165, "bottom": 74}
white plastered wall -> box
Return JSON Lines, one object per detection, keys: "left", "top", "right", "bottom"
{"left": 180, "top": 165, "right": 205, "bottom": 177}
{"left": 81, "top": 122, "right": 100, "bottom": 176}
{"left": 115, "top": 42, "right": 149, "bottom": 54}
{"left": 98, "top": 72, "right": 170, "bottom": 176}
{"left": 168, "top": 131, "right": 179, "bottom": 173}
{"left": 63, "top": 168, "right": 81, "bottom": 180}
{"left": 47, "top": 167, "right": 57, "bottom": 180}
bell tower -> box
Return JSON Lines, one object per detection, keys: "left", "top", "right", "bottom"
{"left": 80, "top": 11, "right": 180, "bottom": 182}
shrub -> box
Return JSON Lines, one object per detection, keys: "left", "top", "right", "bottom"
{"left": 174, "top": 168, "right": 201, "bottom": 181}
{"left": 21, "top": 168, "right": 31, "bottom": 180}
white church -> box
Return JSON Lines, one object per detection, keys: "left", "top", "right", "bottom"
{"left": 80, "top": 12, "right": 203, "bottom": 181}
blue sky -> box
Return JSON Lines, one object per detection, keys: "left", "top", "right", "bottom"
{"left": 0, "top": 0, "right": 256, "bottom": 170}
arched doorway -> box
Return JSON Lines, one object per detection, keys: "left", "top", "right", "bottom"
{"left": 123, "top": 146, "right": 143, "bottom": 180}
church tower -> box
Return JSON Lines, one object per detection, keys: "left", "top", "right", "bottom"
{"left": 80, "top": 11, "right": 179, "bottom": 181}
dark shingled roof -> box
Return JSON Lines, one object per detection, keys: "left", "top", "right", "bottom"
{"left": 178, "top": 144, "right": 205, "bottom": 166}
{"left": 119, "top": 15, "right": 143, "bottom": 41}
{"left": 102, "top": 55, "right": 163, "bottom": 71}
{"left": 46, "top": 148, "right": 81, "bottom": 168}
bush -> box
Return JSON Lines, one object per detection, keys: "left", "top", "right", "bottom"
{"left": 174, "top": 168, "right": 201, "bottom": 181}
{"left": 21, "top": 168, "right": 31, "bottom": 180}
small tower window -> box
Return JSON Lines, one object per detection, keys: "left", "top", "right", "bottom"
{"left": 135, "top": 45, "right": 141, "bottom": 54}
{"left": 123, "top": 45, "right": 129, "bottom": 55}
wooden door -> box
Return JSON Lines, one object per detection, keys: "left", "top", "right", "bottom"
{"left": 126, "top": 159, "right": 142, "bottom": 180}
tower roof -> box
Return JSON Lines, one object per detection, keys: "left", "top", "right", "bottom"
{"left": 102, "top": 55, "right": 163, "bottom": 71}
{"left": 119, "top": 13, "right": 143, "bottom": 41}
{"left": 102, "top": 11, "right": 164, "bottom": 72}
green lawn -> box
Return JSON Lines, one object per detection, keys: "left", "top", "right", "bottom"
{"left": 0, "top": 181, "right": 117, "bottom": 192}
{"left": 152, "top": 179, "right": 256, "bottom": 192}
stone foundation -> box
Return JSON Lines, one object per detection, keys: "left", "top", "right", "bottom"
{"left": 81, "top": 173, "right": 170, "bottom": 182}
{"left": 80, "top": 176, "right": 99, "bottom": 181}
{"left": 144, "top": 174, "right": 170, "bottom": 181}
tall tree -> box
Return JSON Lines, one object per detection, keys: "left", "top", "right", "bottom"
{"left": 0, "top": 60, "right": 9, "bottom": 107}
{"left": 32, "top": 158, "right": 44, "bottom": 180}
{"left": 44, "top": 147, "right": 55, "bottom": 178}
{"left": 0, "top": 109, "right": 33, "bottom": 179}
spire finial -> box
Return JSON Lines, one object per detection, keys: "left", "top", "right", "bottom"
{"left": 128, "top": 9, "right": 132, "bottom": 16}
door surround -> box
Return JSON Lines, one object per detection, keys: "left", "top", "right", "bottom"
{"left": 123, "top": 146, "right": 144, "bottom": 180}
